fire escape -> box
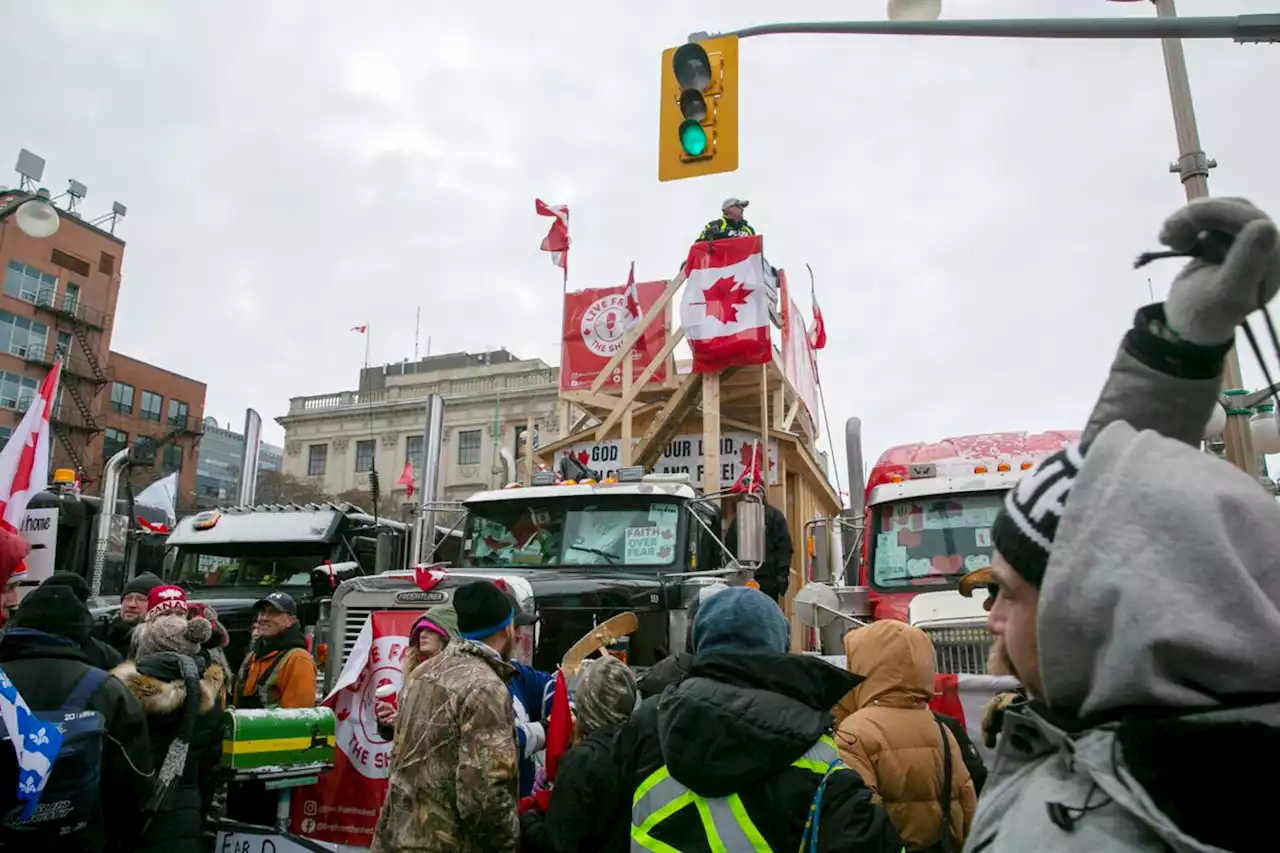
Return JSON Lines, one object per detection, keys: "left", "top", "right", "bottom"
{"left": 27, "top": 287, "right": 111, "bottom": 482}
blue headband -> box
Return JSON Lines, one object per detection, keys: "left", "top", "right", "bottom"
{"left": 458, "top": 608, "right": 514, "bottom": 641}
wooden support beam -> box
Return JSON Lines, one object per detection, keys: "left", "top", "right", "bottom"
{"left": 562, "top": 389, "right": 625, "bottom": 412}
{"left": 589, "top": 273, "right": 686, "bottom": 394}
{"left": 594, "top": 328, "right": 687, "bottom": 440}
{"left": 702, "top": 373, "right": 721, "bottom": 497}
{"left": 633, "top": 373, "right": 703, "bottom": 468}
{"left": 619, "top": 351, "right": 634, "bottom": 464}
{"left": 781, "top": 398, "right": 801, "bottom": 432}
{"left": 773, "top": 385, "right": 786, "bottom": 429}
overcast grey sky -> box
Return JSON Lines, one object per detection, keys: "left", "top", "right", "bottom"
{"left": 2, "top": 0, "right": 1278, "bottom": 491}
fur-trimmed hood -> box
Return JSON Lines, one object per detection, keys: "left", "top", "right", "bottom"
{"left": 112, "top": 659, "right": 227, "bottom": 715}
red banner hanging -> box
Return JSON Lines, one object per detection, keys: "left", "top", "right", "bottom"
{"left": 560, "top": 281, "right": 670, "bottom": 392}
{"left": 289, "top": 609, "right": 419, "bottom": 847}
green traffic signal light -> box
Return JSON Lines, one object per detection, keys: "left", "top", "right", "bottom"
{"left": 679, "top": 121, "right": 708, "bottom": 156}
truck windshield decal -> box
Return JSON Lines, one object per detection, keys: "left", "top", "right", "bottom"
{"left": 461, "top": 499, "right": 682, "bottom": 569}
{"left": 871, "top": 492, "right": 1002, "bottom": 590}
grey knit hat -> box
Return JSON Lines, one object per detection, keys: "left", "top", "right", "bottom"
{"left": 574, "top": 655, "right": 638, "bottom": 735}
{"left": 135, "top": 613, "right": 212, "bottom": 658}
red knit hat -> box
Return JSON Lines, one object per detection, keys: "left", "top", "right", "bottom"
{"left": 147, "top": 584, "right": 188, "bottom": 617}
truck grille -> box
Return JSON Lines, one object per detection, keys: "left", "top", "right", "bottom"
{"left": 343, "top": 606, "right": 376, "bottom": 661}
{"left": 923, "top": 625, "right": 995, "bottom": 675}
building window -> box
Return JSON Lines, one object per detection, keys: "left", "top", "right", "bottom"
{"left": 308, "top": 444, "right": 328, "bottom": 476}
{"left": 55, "top": 331, "right": 71, "bottom": 357}
{"left": 0, "top": 312, "right": 48, "bottom": 358}
{"left": 3, "top": 261, "right": 56, "bottom": 304}
{"left": 103, "top": 428, "right": 128, "bottom": 459}
{"left": 0, "top": 372, "right": 38, "bottom": 411}
{"left": 140, "top": 391, "right": 163, "bottom": 422}
{"left": 167, "top": 399, "right": 189, "bottom": 427}
{"left": 406, "top": 434, "right": 423, "bottom": 471}
{"left": 50, "top": 249, "right": 91, "bottom": 278}
{"left": 457, "top": 429, "right": 482, "bottom": 466}
{"left": 110, "top": 382, "right": 134, "bottom": 414}
{"left": 99, "top": 252, "right": 115, "bottom": 276}
{"left": 354, "top": 439, "right": 375, "bottom": 473}
{"left": 134, "top": 436, "right": 157, "bottom": 464}
{"left": 63, "top": 282, "right": 80, "bottom": 315}
{"left": 163, "top": 443, "right": 183, "bottom": 472}
{"left": 0, "top": 426, "right": 9, "bottom": 451}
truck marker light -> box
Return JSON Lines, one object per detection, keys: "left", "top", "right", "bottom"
{"left": 974, "top": 465, "right": 989, "bottom": 474}
{"left": 192, "top": 510, "right": 221, "bottom": 530}
{"left": 580, "top": 478, "right": 598, "bottom": 485}
{"left": 1021, "top": 461, "right": 1034, "bottom": 471}
{"left": 997, "top": 463, "right": 1011, "bottom": 472}
{"left": 890, "top": 474, "right": 904, "bottom": 483}
{"left": 562, "top": 480, "right": 577, "bottom": 486}
{"left": 504, "top": 482, "right": 522, "bottom": 489}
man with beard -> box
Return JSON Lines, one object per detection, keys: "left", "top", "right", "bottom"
{"left": 970, "top": 197, "right": 1280, "bottom": 853}
{"left": 101, "top": 571, "right": 163, "bottom": 658}
{"left": 371, "top": 580, "right": 519, "bottom": 853}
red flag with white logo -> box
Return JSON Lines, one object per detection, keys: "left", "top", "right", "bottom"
{"left": 809, "top": 290, "right": 827, "bottom": 351}
{"left": 0, "top": 363, "right": 61, "bottom": 534}
{"left": 535, "top": 199, "right": 570, "bottom": 274}
{"left": 680, "top": 237, "right": 772, "bottom": 373}
{"left": 397, "top": 460, "right": 415, "bottom": 499}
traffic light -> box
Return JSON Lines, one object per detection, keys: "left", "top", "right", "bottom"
{"left": 658, "top": 35, "right": 739, "bottom": 182}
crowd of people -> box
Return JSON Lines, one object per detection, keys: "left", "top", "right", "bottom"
{"left": 0, "top": 558, "right": 317, "bottom": 852}
{"left": 0, "top": 197, "right": 1277, "bottom": 853}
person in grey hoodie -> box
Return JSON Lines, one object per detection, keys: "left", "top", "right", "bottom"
{"left": 969, "top": 197, "right": 1280, "bottom": 853}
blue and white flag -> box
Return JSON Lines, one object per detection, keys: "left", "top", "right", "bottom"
{"left": 0, "top": 666, "right": 63, "bottom": 819}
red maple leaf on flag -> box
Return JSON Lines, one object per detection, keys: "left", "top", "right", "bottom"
{"left": 625, "top": 290, "right": 640, "bottom": 321}
{"left": 701, "top": 275, "right": 751, "bottom": 323}
{"left": 738, "top": 444, "right": 775, "bottom": 472}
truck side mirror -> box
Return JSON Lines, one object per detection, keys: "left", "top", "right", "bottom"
{"left": 734, "top": 500, "right": 766, "bottom": 567}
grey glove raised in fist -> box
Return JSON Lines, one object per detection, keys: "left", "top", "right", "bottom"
{"left": 1160, "top": 197, "right": 1280, "bottom": 346}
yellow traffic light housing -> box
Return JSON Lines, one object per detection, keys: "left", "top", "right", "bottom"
{"left": 658, "top": 35, "right": 739, "bottom": 182}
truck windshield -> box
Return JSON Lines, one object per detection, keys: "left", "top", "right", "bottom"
{"left": 868, "top": 491, "right": 1003, "bottom": 591}
{"left": 173, "top": 550, "right": 326, "bottom": 587}
{"left": 459, "top": 497, "right": 683, "bottom": 569}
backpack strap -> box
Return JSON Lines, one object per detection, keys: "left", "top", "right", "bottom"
{"left": 63, "top": 668, "right": 110, "bottom": 713}
{"left": 935, "top": 716, "right": 954, "bottom": 853}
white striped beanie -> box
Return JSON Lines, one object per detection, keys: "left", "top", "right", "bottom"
{"left": 990, "top": 444, "right": 1084, "bottom": 588}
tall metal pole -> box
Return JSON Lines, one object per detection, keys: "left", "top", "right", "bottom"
{"left": 1154, "top": 0, "right": 1256, "bottom": 478}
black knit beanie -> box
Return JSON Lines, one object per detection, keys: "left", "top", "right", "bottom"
{"left": 989, "top": 444, "right": 1085, "bottom": 588}
{"left": 42, "top": 571, "right": 92, "bottom": 603}
{"left": 13, "top": 584, "right": 92, "bottom": 644}
{"left": 123, "top": 572, "right": 163, "bottom": 597}
{"left": 453, "top": 581, "right": 514, "bottom": 640}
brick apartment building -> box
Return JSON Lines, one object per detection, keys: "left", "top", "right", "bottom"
{"left": 0, "top": 187, "right": 205, "bottom": 502}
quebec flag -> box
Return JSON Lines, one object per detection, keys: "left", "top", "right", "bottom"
{"left": 0, "top": 667, "right": 63, "bottom": 819}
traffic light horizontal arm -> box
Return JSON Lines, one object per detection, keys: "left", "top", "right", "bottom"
{"left": 689, "top": 14, "right": 1280, "bottom": 45}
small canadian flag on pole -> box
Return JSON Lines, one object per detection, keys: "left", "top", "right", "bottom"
{"left": 0, "top": 362, "right": 62, "bottom": 535}
{"left": 350, "top": 325, "right": 368, "bottom": 334}
{"left": 397, "top": 461, "right": 415, "bottom": 500}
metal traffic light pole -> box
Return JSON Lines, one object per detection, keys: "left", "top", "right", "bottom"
{"left": 687, "top": 9, "right": 1280, "bottom": 478}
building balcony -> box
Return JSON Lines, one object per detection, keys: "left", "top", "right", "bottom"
{"left": 23, "top": 344, "right": 112, "bottom": 385}
{"left": 31, "top": 288, "right": 110, "bottom": 331}
{"left": 163, "top": 415, "right": 205, "bottom": 438}
{"left": 286, "top": 368, "right": 559, "bottom": 415}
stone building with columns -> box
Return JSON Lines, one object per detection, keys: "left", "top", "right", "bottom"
{"left": 276, "top": 349, "right": 573, "bottom": 509}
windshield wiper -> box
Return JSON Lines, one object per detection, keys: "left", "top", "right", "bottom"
{"left": 567, "top": 544, "right": 619, "bottom": 565}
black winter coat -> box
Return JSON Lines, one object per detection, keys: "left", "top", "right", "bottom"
{"left": 113, "top": 655, "right": 227, "bottom": 853}
{"left": 0, "top": 630, "right": 156, "bottom": 853}
{"left": 636, "top": 652, "right": 692, "bottom": 699}
{"left": 628, "top": 652, "right": 903, "bottom": 852}
{"left": 726, "top": 502, "right": 794, "bottom": 600}
{"left": 519, "top": 722, "right": 633, "bottom": 853}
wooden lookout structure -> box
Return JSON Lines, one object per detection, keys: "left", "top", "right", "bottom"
{"left": 529, "top": 267, "right": 840, "bottom": 650}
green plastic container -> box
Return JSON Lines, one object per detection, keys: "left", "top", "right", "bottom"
{"left": 221, "top": 707, "right": 336, "bottom": 771}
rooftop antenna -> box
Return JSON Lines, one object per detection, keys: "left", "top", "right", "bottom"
{"left": 14, "top": 149, "right": 44, "bottom": 192}
{"left": 64, "top": 179, "right": 87, "bottom": 216}
{"left": 89, "top": 201, "right": 127, "bottom": 234}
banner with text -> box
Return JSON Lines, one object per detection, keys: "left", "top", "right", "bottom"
{"left": 553, "top": 431, "right": 779, "bottom": 488}
{"left": 560, "top": 281, "right": 670, "bottom": 391}
{"left": 290, "top": 609, "right": 419, "bottom": 848}
{"left": 779, "top": 270, "right": 821, "bottom": 438}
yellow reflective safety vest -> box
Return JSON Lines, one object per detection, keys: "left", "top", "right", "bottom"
{"left": 630, "top": 735, "right": 843, "bottom": 852}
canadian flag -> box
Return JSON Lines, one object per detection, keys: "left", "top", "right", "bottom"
{"left": 397, "top": 460, "right": 415, "bottom": 500}
{"left": 0, "top": 363, "right": 61, "bottom": 536}
{"left": 535, "top": 199, "right": 570, "bottom": 272}
{"left": 810, "top": 290, "right": 827, "bottom": 350}
{"left": 680, "top": 236, "right": 773, "bottom": 373}
{"left": 622, "top": 261, "right": 644, "bottom": 347}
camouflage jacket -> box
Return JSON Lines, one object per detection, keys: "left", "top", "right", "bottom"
{"left": 371, "top": 639, "right": 519, "bottom": 853}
